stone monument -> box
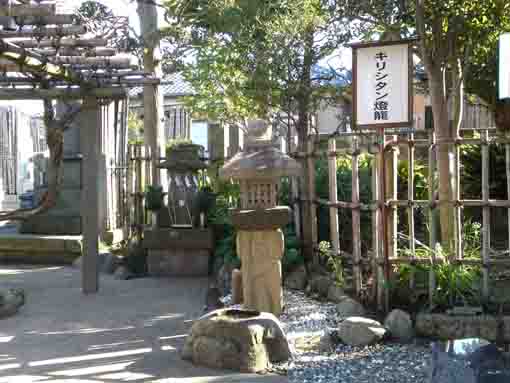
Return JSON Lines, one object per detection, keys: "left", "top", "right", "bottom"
{"left": 20, "top": 102, "right": 84, "bottom": 235}
{"left": 219, "top": 119, "right": 301, "bottom": 316}
{"left": 143, "top": 143, "right": 214, "bottom": 276}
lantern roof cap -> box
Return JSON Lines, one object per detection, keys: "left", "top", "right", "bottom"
{"left": 219, "top": 146, "right": 301, "bottom": 180}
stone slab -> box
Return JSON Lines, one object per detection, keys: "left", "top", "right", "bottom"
{"left": 148, "top": 248, "right": 210, "bottom": 276}
{"left": 0, "top": 234, "right": 82, "bottom": 264}
{"left": 231, "top": 207, "right": 291, "bottom": 231}
{"left": 143, "top": 228, "right": 214, "bottom": 250}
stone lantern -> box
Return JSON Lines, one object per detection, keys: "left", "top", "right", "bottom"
{"left": 220, "top": 119, "right": 301, "bottom": 316}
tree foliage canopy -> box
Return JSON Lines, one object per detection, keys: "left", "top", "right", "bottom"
{"left": 162, "top": 0, "right": 356, "bottom": 133}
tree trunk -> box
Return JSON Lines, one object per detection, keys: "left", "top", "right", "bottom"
{"left": 137, "top": 0, "right": 164, "bottom": 185}
{"left": 429, "top": 73, "right": 455, "bottom": 250}
{"left": 297, "top": 29, "right": 316, "bottom": 263}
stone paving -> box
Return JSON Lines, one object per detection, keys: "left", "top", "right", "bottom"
{"left": 0, "top": 265, "right": 288, "bottom": 383}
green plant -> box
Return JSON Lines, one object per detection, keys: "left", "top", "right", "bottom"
{"left": 127, "top": 112, "right": 144, "bottom": 145}
{"left": 393, "top": 245, "right": 482, "bottom": 311}
{"left": 282, "top": 226, "right": 304, "bottom": 273}
{"left": 462, "top": 219, "right": 482, "bottom": 258}
{"left": 166, "top": 138, "right": 193, "bottom": 151}
{"left": 320, "top": 240, "right": 344, "bottom": 287}
{"left": 144, "top": 185, "right": 165, "bottom": 211}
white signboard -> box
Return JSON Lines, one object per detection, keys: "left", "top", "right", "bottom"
{"left": 499, "top": 33, "right": 510, "bottom": 100}
{"left": 354, "top": 42, "right": 411, "bottom": 128}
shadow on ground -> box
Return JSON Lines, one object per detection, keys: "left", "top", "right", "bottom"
{"left": 0, "top": 265, "right": 287, "bottom": 383}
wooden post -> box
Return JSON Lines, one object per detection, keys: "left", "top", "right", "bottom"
{"left": 386, "top": 135, "right": 398, "bottom": 260}
{"left": 407, "top": 133, "right": 416, "bottom": 289}
{"left": 81, "top": 96, "right": 101, "bottom": 294}
{"left": 328, "top": 138, "right": 340, "bottom": 259}
{"left": 351, "top": 137, "right": 362, "bottom": 297}
{"left": 378, "top": 128, "right": 390, "bottom": 312}
{"left": 428, "top": 130, "right": 437, "bottom": 308}
{"left": 372, "top": 137, "right": 383, "bottom": 310}
{"left": 481, "top": 129, "right": 490, "bottom": 302}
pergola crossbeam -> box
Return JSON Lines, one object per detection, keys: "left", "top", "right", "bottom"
{"left": 0, "top": 25, "right": 87, "bottom": 39}
{"left": 0, "top": 87, "right": 127, "bottom": 100}
{"left": 6, "top": 15, "right": 75, "bottom": 26}
{"left": 0, "top": 4, "right": 55, "bottom": 17}
{"left": 34, "top": 47, "right": 117, "bottom": 57}
{"left": 7, "top": 38, "right": 108, "bottom": 48}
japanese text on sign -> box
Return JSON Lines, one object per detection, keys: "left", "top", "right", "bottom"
{"left": 354, "top": 42, "right": 410, "bottom": 127}
{"left": 374, "top": 51, "right": 389, "bottom": 121}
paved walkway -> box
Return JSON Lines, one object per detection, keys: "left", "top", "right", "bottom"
{"left": 0, "top": 266, "right": 288, "bottom": 383}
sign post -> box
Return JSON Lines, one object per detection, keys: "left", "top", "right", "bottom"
{"left": 351, "top": 39, "right": 415, "bottom": 312}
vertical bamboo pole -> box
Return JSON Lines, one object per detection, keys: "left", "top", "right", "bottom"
{"left": 408, "top": 132, "right": 416, "bottom": 290}
{"left": 428, "top": 130, "right": 437, "bottom": 308}
{"left": 372, "top": 138, "right": 383, "bottom": 311}
{"left": 506, "top": 138, "right": 510, "bottom": 255}
{"left": 126, "top": 145, "right": 133, "bottom": 237}
{"left": 378, "top": 128, "right": 390, "bottom": 312}
{"left": 454, "top": 138, "right": 462, "bottom": 260}
{"left": 135, "top": 145, "right": 143, "bottom": 235}
{"left": 352, "top": 136, "right": 362, "bottom": 297}
{"left": 481, "top": 128, "right": 490, "bottom": 302}
{"left": 142, "top": 146, "right": 151, "bottom": 225}
{"left": 328, "top": 138, "right": 340, "bottom": 259}
{"left": 307, "top": 139, "right": 318, "bottom": 264}
{"left": 291, "top": 176, "right": 301, "bottom": 239}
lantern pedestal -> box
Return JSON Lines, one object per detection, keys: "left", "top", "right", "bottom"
{"left": 232, "top": 207, "right": 290, "bottom": 316}
{"left": 220, "top": 119, "right": 301, "bottom": 317}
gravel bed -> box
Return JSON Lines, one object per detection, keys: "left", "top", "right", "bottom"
{"left": 277, "top": 290, "right": 431, "bottom": 383}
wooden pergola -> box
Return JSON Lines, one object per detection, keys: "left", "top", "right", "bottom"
{"left": 0, "top": 1, "right": 159, "bottom": 294}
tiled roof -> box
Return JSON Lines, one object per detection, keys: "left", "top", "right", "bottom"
{"left": 129, "top": 72, "right": 194, "bottom": 98}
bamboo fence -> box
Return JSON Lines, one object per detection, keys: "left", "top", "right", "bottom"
{"left": 297, "top": 114, "right": 510, "bottom": 311}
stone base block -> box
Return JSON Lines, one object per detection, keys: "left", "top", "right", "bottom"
{"left": 416, "top": 313, "right": 510, "bottom": 342}
{"left": 0, "top": 234, "right": 82, "bottom": 264}
{"left": 181, "top": 308, "right": 291, "bottom": 373}
{"left": 147, "top": 249, "right": 209, "bottom": 277}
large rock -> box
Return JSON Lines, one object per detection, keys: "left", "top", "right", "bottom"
{"left": 384, "top": 309, "right": 414, "bottom": 342}
{"left": 327, "top": 284, "right": 345, "bottom": 303}
{"left": 0, "top": 288, "right": 25, "bottom": 319}
{"left": 338, "top": 317, "right": 387, "bottom": 346}
{"left": 182, "top": 308, "right": 292, "bottom": 373}
{"left": 336, "top": 297, "right": 366, "bottom": 317}
{"left": 309, "top": 275, "right": 332, "bottom": 297}
{"left": 285, "top": 266, "right": 307, "bottom": 290}
{"left": 429, "top": 338, "right": 509, "bottom": 383}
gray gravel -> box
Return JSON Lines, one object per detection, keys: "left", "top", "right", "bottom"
{"left": 279, "top": 290, "right": 431, "bottom": 383}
